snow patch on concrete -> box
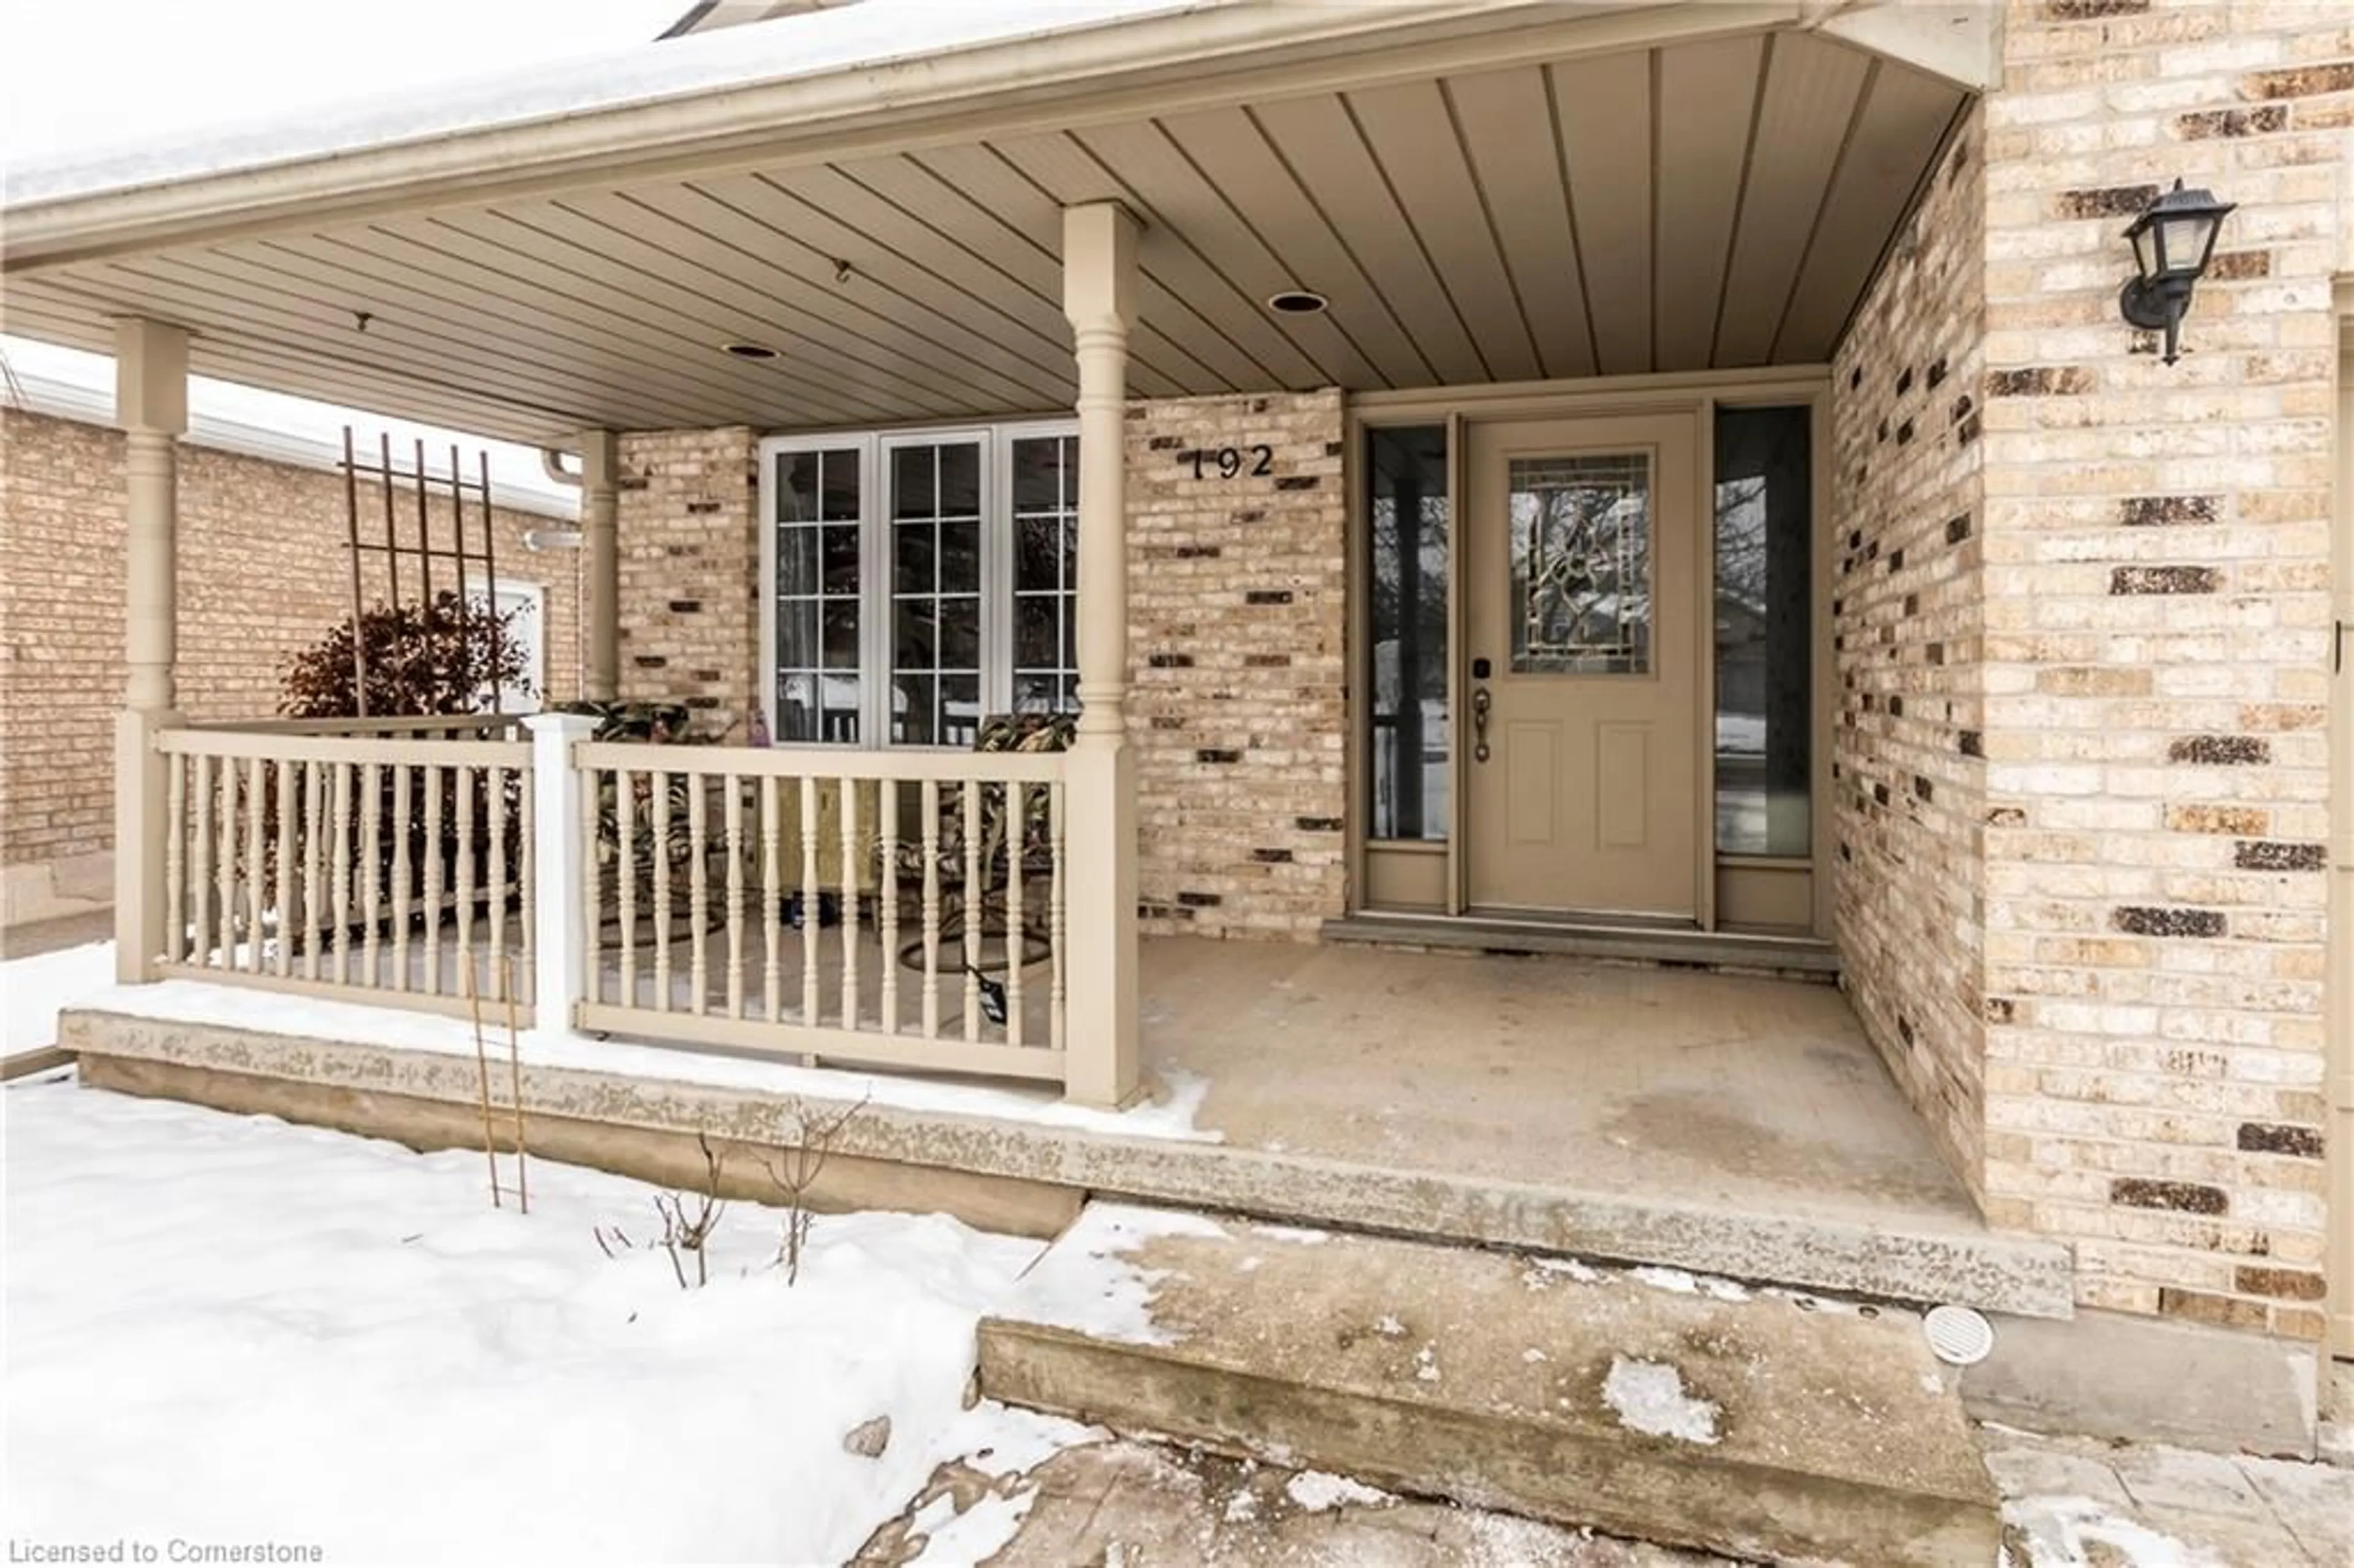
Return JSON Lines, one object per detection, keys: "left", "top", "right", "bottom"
{"left": 1284, "top": 1471, "right": 1390, "bottom": 1512}
{"left": 2003, "top": 1494, "right": 2221, "bottom": 1567}
{"left": 1631, "top": 1265, "right": 1751, "bottom": 1302}
{"left": 996, "top": 1204, "right": 1225, "bottom": 1347}
{"left": 1521, "top": 1255, "right": 1601, "bottom": 1288}
{"left": 908, "top": 1485, "right": 1038, "bottom": 1567}
{"left": 1250, "top": 1224, "right": 1331, "bottom": 1245}
{"left": 1601, "top": 1357, "right": 1721, "bottom": 1446}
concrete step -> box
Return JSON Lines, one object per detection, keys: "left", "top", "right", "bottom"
{"left": 1322, "top": 913, "right": 1842, "bottom": 977}
{"left": 980, "top": 1203, "right": 2003, "bottom": 1567}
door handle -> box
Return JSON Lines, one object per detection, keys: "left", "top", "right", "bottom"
{"left": 1472, "top": 686, "right": 1491, "bottom": 764}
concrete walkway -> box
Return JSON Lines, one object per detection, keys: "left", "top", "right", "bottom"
{"left": 857, "top": 1428, "right": 2354, "bottom": 1567}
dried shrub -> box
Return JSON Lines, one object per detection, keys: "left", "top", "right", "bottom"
{"left": 280, "top": 592, "right": 532, "bottom": 718}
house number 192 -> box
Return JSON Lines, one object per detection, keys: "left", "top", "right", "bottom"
{"left": 1187, "top": 445, "right": 1274, "bottom": 481}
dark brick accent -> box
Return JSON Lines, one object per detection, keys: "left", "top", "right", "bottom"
{"left": 1895, "top": 419, "right": 1915, "bottom": 446}
{"left": 2120, "top": 495, "right": 2217, "bottom": 527}
{"left": 1176, "top": 891, "right": 1224, "bottom": 907}
{"left": 633, "top": 655, "right": 669, "bottom": 669}
{"left": 2234, "top": 840, "right": 2325, "bottom": 872}
{"left": 1138, "top": 901, "right": 1194, "bottom": 922}
{"left": 1148, "top": 653, "right": 1195, "bottom": 669}
{"left": 1925, "top": 357, "right": 1949, "bottom": 389}
{"left": 2238, "top": 1122, "right": 2324, "bottom": 1159}
{"left": 2244, "top": 62, "right": 2354, "bottom": 99}
{"left": 1987, "top": 806, "right": 2027, "bottom": 828}
{"left": 1896, "top": 367, "right": 1914, "bottom": 395}
{"left": 1233, "top": 509, "right": 1265, "bottom": 525}
{"left": 2057, "top": 185, "right": 2160, "bottom": 221}
{"left": 2206, "top": 250, "right": 2272, "bottom": 281}
{"left": 2111, "top": 565, "right": 2219, "bottom": 595}
{"left": 1324, "top": 441, "right": 1345, "bottom": 457}
{"left": 1194, "top": 748, "right": 1241, "bottom": 764}
{"left": 2235, "top": 1266, "right": 2326, "bottom": 1301}
{"left": 1959, "top": 730, "right": 1983, "bottom": 757}
{"left": 1946, "top": 514, "right": 1972, "bottom": 544}
{"left": 1924, "top": 642, "right": 1945, "bottom": 664}
{"left": 2169, "top": 734, "right": 2270, "bottom": 766}
{"left": 2045, "top": 0, "right": 2149, "bottom": 17}
{"left": 1913, "top": 775, "right": 1933, "bottom": 802}
{"left": 1174, "top": 544, "right": 1222, "bottom": 560}
{"left": 1251, "top": 848, "right": 1295, "bottom": 864}
{"left": 1274, "top": 475, "right": 1320, "bottom": 492}
{"left": 2112, "top": 905, "right": 2226, "bottom": 938}
{"left": 1149, "top": 715, "right": 1185, "bottom": 730}
{"left": 1242, "top": 653, "right": 1290, "bottom": 668}
{"left": 1245, "top": 590, "right": 1294, "bottom": 606}
{"left": 2176, "top": 105, "right": 2288, "bottom": 139}
{"left": 1872, "top": 782, "right": 1891, "bottom": 807}
{"left": 692, "top": 668, "right": 722, "bottom": 683}
{"left": 667, "top": 599, "right": 702, "bottom": 614}
{"left": 1148, "top": 435, "right": 1184, "bottom": 450}
{"left": 1984, "top": 997, "right": 2016, "bottom": 1024}
{"left": 1888, "top": 548, "right": 1906, "bottom": 572}
{"left": 2111, "top": 1178, "right": 2228, "bottom": 1215}
{"left": 2157, "top": 1288, "right": 2267, "bottom": 1331}
{"left": 1295, "top": 816, "right": 1344, "bottom": 832}
{"left": 684, "top": 696, "right": 720, "bottom": 710}
{"left": 1988, "top": 366, "right": 2095, "bottom": 397}
{"left": 1957, "top": 411, "right": 1981, "bottom": 446}
{"left": 1888, "top": 695, "right": 1905, "bottom": 717}
{"left": 684, "top": 500, "right": 722, "bottom": 515}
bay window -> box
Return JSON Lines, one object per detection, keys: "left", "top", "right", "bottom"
{"left": 760, "top": 422, "right": 1079, "bottom": 747}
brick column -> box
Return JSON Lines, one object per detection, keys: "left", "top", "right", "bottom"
{"left": 113, "top": 318, "right": 189, "bottom": 984}
{"left": 1062, "top": 202, "right": 1141, "bottom": 1108}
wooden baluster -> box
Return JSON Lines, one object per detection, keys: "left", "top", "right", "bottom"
{"left": 799, "top": 776, "right": 820, "bottom": 1031}
{"left": 391, "top": 761, "right": 414, "bottom": 991}
{"left": 761, "top": 775, "right": 782, "bottom": 1024}
{"left": 652, "top": 769, "right": 672, "bottom": 1011}
{"left": 360, "top": 761, "right": 383, "bottom": 988}
{"left": 962, "top": 780, "right": 983, "bottom": 1044}
{"left": 215, "top": 754, "right": 237, "bottom": 970}
{"left": 330, "top": 761, "right": 354, "bottom": 984}
{"left": 164, "top": 753, "right": 187, "bottom": 965}
{"left": 688, "top": 772, "right": 709, "bottom": 1015}
{"left": 921, "top": 778, "right": 940, "bottom": 1040}
{"left": 880, "top": 778, "right": 899, "bottom": 1035}
{"left": 423, "top": 764, "right": 444, "bottom": 995}
{"left": 1006, "top": 781, "right": 1025, "bottom": 1048}
{"left": 273, "top": 758, "right": 296, "bottom": 977}
{"left": 242, "top": 757, "right": 266, "bottom": 973}
{"left": 1050, "top": 778, "right": 1067, "bottom": 1054}
{"left": 189, "top": 754, "right": 213, "bottom": 968}
{"left": 619, "top": 770, "right": 638, "bottom": 1009}
{"left": 725, "top": 773, "right": 744, "bottom": 1020}
{"left": 455, "top": 763, "right": 476, "bottom": 1000}
{"left": 839, "top": 775, "right": 859, "bottom": 1031}
{"left": 489, "top": 758, "right": 509, "bottom": 994}
{"left": 303, "top": 760, "right": 326, "bottom": 980}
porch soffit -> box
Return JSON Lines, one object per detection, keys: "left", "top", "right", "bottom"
{"left": 1, "top": 25, "right": 1967, "bottom": 446}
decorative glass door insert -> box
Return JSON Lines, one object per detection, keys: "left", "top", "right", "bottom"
{"left": 1507, "top": 452, "right": 1653, "bottom": 676}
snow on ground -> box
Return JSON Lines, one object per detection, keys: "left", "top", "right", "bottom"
{"left": 1, "top": 939, "right": 115, "bottom": 1052}
{"left": 2, "top": 1077, "right": 1088, "bottom": 1564}
{"left": 69, "top": 975, "right": 1222, "bottom": 1142}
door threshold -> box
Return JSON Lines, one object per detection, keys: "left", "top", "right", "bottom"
{"left": 1322, "top": 910, "right": 1840, "bottom": 976}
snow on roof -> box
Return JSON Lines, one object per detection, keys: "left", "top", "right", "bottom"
{"left": 9, "top": 0, "right": 1203, "bottom": 207}
{"left": 1, "top": 337, "right": 579, "bottom": 519}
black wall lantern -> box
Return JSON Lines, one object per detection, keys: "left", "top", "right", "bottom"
{"left": 2119, "top": 178, "right": 2235, "bottom": 365}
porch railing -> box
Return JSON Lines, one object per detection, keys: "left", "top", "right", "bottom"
{"left": 153, "top": 725, "right": 535, "bottom": 1016}
{"left": 569, "top": 741, "right": 1068, "bottom": 1082}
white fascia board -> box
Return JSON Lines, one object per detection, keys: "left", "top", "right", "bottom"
{"left": 1805, "top": 1, "right": 1998, "bottom": 92}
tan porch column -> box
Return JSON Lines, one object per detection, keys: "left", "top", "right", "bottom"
{"left": 579, "top": 429, "right": 620, "bottom": 702}
{"left": 1062, "top": 202, "right": 1141, "bottom": 1108}
{"left": 113, "top": 317, "right": 190, "bottom": 983}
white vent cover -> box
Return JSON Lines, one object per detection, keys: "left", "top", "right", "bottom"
{"left": 1923, "top": 1304, "right": 1995, "bottom": 1366}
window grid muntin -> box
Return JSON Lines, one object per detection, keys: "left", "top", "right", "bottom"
{"left": 1009, "top": 433, "right": 1080, "bottom": 715}
{"left": 772, "top": 446, "right": 866, "bottom": 743}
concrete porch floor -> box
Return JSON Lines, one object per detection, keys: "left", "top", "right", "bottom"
{"left": 1142, "top": 939, "right": 1972, "bottom": 1236}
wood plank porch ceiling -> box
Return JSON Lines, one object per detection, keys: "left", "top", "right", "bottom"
{"left": 3, "top": 29, "right": 1965, "bottom": 446}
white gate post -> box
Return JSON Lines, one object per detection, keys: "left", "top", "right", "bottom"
{"left": 523, "top": 712, "right": 599, "bottom": 1037}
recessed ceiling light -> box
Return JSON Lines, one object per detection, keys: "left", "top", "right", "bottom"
{"left": 1267, "top": 289, "right": 1329, "bottom": 316}
{"left": 722, "top": 341, "right": 780, "bottom": 362}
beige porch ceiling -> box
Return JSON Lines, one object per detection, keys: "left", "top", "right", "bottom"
{"left": 2, "top": 27, "right": 1967, "bottom": 445}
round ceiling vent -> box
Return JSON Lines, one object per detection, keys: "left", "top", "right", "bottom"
{"left": 1922, "top": 1304, "right": 1995, "bottom": 1366}
{"left": 1266, "top": 289, "right": 1329, "bottom": 316}
{"left": 722, "top": 341, "right": 780, "bottom": 362}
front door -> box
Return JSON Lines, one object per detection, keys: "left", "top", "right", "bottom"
{"left": 1463, "top": 413, "right": 1699, "bottom": 918}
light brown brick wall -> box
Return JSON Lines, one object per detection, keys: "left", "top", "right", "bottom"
{"left": 615, "top": 427, "right": 760, "bottom": 740}
{"left": 1967, "top": 0, "right": 2345, "bottom": 1338}
{"left": 1127, "top": 392, "right": 1349, "bottom": 939}
{"left": 1, "top": 408, "right": 580, "bottom": 902}
{"left": 1831, "top": 111, "right": 1993, "bottom": 1205}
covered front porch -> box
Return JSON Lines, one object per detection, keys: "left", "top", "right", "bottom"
{"left": 60, "top": 931, "right": 2071, "bottom": 1317}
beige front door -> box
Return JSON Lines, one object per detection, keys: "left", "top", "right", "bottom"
{"left": 1463, "top": 413, "right": 1699, "bottom": 918}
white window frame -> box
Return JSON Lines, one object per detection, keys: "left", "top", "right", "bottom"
{"left": 460, "top": 570, "right": 547, "bottom": 714}
{"left": 758, "top": 418, "right": 1078, "bottom": 750}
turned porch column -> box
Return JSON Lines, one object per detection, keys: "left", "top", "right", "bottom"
{"left": 113, "top": 317, "right": 190, "bottom": 984}
{"left": 579, "top": 430, "right": 620, "bottom": 702}
{"left": 1062, "top": 202, "right": 1141, "bottom": 1108}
